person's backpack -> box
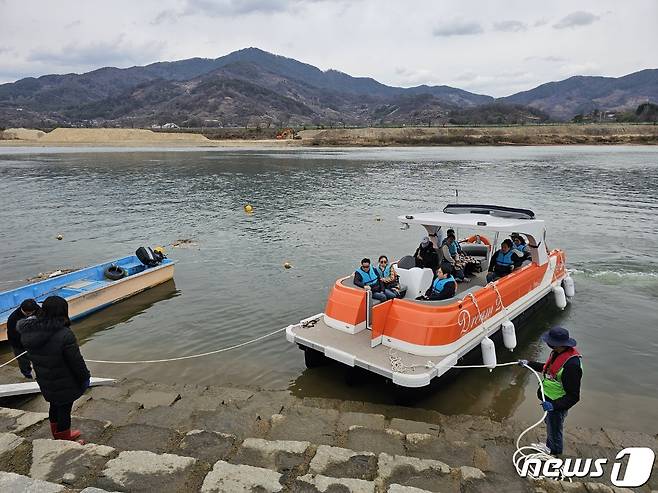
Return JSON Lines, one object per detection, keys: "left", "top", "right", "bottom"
{"left": 136, "top": 246, "right": 160, "bottom": 267}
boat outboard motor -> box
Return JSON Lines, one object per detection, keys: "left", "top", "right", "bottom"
{"left": 136, "top": 246, "right": 161, "bottom": 267}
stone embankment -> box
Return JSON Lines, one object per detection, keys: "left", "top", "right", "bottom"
{"left": 0, "top": 377, "right": 655, "bottom": 492}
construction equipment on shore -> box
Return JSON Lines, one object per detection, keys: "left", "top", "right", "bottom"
{"left": 276, "top": 127, "right": 296, "bottom": 139}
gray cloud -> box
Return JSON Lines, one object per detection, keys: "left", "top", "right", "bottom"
{"left": 152, "top": 9, "right": 179, "bottom": 25}
{"left": 27, "top": 38, "right": 166, "bottom": 68}
{"left": 180, "top": 0, "right": 348, "bottom": 18}
{"left": 183, "top": 0, "right": 289, "bottom": 17}
{"left": 433, "top": 20, "right": 483, "bottom": 37}
{"left": 523, "top": 56, "right": 567, "bottom": 64}
{"left": 493, "top": 20, "right": 527, "bottom": 32}
{"left": 553, "top": 11, "right": 600, "bottom": 29}
{"left": 154, "top": 0, "right": 352, "bottom": 23}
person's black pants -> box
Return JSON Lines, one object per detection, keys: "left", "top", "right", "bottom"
{"left": 48, "top": 402, "right": 73, "bottom": 432}
{"left": 9, "top": 343, "right": 32, "bottom": 376}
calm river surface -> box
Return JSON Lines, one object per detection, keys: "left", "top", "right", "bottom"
{"left": 1, "top": 145, "right": 657, "bottom": 432}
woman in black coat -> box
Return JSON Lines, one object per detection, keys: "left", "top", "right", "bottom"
{"left": 20, "top": 296, "right": 91, "bottom": 443}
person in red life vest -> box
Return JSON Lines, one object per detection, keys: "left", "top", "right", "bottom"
{"left": 518, "top": 326, "right": 582, "bottom": 456}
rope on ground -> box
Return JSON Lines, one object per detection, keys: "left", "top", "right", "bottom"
{"left": 445, "top": 360, "right": 570, "bottom": 482}
{"left": 387, "top": 354, "right": 568, "bottom": 480}
{"left": 84, "top": 326, "right": 288, "bottom": 364}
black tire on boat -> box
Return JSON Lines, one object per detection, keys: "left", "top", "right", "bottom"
{"left": 303, "top": 347, "right": 328, "bottom": 368}
{"left": 104, "top": 265, "right": 126, "bottom": 281}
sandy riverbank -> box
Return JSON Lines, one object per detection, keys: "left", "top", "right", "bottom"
{"left": 0, "top": 127, "right": 296, "bottom": 148}
{"left": 1, "top": 124, "right": 657, "bottom": 148}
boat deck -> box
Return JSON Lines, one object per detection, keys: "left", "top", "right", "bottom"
{"left": 0, "top": 278, "right": 115, "bottom": 321}
{"left": 288, "top": 316, "right": 452, "bottom": 387}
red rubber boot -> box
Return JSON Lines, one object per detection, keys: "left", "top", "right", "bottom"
{"left": 54, "top": 429, "right": 85, "bottom": 445}
{"left": 49, "top": 422, "right": 58, "bottom": 438}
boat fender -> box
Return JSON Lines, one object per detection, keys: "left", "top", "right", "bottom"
{"left": 562, "top": 275, "right": 575, "bottom": 298}
{"left": 502, "top": 320, "right": 517, "bottom": 351}
{"left": 104, "top": 265, "right": 126, "bottom": 281}
{"left": 553, "top": 285, "right": 567, "bottom": 310}
{"left": 481, "top": 337, "right": 497, "bottom": 371}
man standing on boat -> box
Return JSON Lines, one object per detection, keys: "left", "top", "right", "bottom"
{"left": 6, "top": 299, "right": 39, "bottom": 379}
{"left": 519, "top": 327, "right": 583, "bottom": 456}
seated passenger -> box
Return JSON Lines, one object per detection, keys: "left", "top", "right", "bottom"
{"left": 487, "top": 239, "right": 516, "bottom": 283}
{"left": 354, "top": 258, "right": 395, "bottom": 301}
{"left": 374, "top": 255, "right": 400, "bottom": 298}
{"left": 414, "top": 237, "right": 439, "bottom": 271}
{"left": 511, "top": 233, "right": 531, "bottom": 266}
{"left": 417, "top": 263, "right": 456, "bottom": 301}
{"left": 440, "top": 234, "right": 467, "bottom": 282}
{"left": 442, "top": 229, "right": 462, "bottom": 254}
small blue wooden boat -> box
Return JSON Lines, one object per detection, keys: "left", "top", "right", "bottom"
{"left": 1, "top": 254, "right": 175, "bottom": 342}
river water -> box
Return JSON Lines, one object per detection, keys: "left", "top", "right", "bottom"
{"left": 1, "top": 145, "right": 657, "bottom": 432}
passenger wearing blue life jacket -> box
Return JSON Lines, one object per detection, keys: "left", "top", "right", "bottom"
{"left": 440, "top": 234, "right": 467, "bottom": 282}
{"left": 487, "top": 239, "right": 516, "bottom": 283}
{"left": 425, "top": 264, "right": 457, "bottom": 301}
{"left": 441, "top": 229, "right": 462, "bottom": 255}
{"left": 374, "top": 255, "right": 400, "bottom": 298}
{"left": 511, "top": 233, "right": 531, "bottom": 267}
{"left": 353, "top": 258, "right": 396, "bottom": 301}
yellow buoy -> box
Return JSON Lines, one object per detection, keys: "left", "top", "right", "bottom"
{"left": 283, "top": 262, "right": 292, "bottom": 269}
{"left": 56, "top": 234, "right": 63, "bottom": 240}
{"left": 244, "top": 204, "right": 253, "bottom": 213}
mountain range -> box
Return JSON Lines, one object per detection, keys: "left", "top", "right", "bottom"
{"left": 0, "top": 48, "right": 655, "bottom": 128}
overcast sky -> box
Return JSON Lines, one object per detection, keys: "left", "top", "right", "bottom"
{"left": 1, "top": 0, "right": 656, "bottom": 97}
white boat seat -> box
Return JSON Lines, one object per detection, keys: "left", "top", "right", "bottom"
{"left": 395, "top": 266, "right": 433, "bottom": 299}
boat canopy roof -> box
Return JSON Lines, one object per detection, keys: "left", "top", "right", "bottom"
{"left": 398, "top": 204, "right": 546, "bottom": 237}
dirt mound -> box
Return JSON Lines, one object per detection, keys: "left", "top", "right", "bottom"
{"left": 39, "top": 128, "right": 210, "bottom": 144}
{"left": 0, "top": 128, "right": 46, "bottom": 140}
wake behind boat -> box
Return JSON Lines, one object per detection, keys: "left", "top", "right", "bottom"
{"left": 0, "top": 247, "right": 175, "bottom": 342}
{"left": 286, "top": 204, "right": 575, "bottom": 388}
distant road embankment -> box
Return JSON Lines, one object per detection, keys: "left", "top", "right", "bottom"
{"left": 1, "top": 124, "right": 656, "bottom": 147}
{"left": 298, "top": 123, "right": 658, "bottom": 146}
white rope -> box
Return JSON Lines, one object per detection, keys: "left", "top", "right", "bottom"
{"left": 465, "top": 292, "right": 485, "bottom": 325}
{"left": 0, "top": 351, "right": 27, "bottom": 369}
{"left": 388, "top": 348, "right": 431, "bottom": 373}
{"left": 488, "top": 281, "right": 509, "bottom": 317}
{"left": 84, "top": 327, "right": 287, "bottom": 364}
{"left": 444, "top": 360, "right": 570, "bottom": 481}
{"left": 387, "top": 354, "right": 567, "bottom": 480}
